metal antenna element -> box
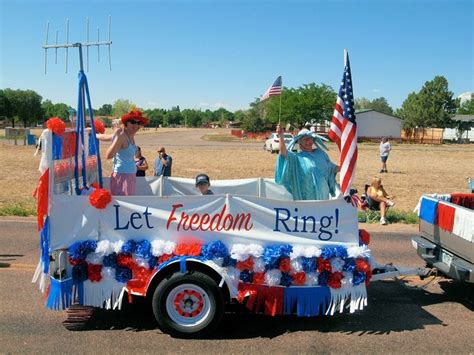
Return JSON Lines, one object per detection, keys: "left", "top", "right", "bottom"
{"left": 42, "top": 16, "right": 112, "bottom": 74}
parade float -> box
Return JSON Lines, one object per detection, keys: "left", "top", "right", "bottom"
{"left": 33, "top": 23, "right": 417, "bottom": 337}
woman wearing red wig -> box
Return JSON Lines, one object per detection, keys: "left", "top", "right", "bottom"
{"left": 105, "top": 109, "right": 148, "bottom": 195}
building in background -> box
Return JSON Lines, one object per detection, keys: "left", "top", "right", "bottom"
{"left": 355, "top": 109, "right": 402, "bottom": 141}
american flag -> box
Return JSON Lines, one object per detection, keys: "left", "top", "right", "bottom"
{"left": 261, "top": 76, "right": 282, "bottom": 101}
{"left": 328, "top": 50, "right": 357, "bottom": 197}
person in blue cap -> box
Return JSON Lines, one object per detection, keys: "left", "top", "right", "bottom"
{"left": 195, "top": 173, "right": 214, "bottom": 195}
{"left": 275, "top": 124, "right": 339, "bottom": 200}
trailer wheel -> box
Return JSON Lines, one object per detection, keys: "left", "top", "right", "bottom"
{"left": 152, "top": 271, "right": 224, "bottom": 338}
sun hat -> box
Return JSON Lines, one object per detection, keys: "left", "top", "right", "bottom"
{"left": 287, "top": 128, "right": 329, "bottom": 152}
{"left": 121, "top": 109, "right": 149, "bottom": 126}
{"left": 195, "top": 174, "right": 210, "bottom": 186}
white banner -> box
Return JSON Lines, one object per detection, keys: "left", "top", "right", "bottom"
{"left": 50, "top": 194, "right": 358, "bottom": 249}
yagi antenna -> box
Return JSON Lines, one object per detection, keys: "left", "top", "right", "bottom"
{"left": 43, "top": 16, "right": 112, "bottom": 74}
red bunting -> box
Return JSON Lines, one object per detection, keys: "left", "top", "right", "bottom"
{"left": 237, "top": 283, "right": 284, "bottom": 316}
{"left": 436, "top": 202, "right": 455, "bottom": 232}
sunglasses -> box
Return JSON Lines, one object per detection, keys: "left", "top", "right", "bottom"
{"left": 128, "top": 120, "right": 143, "bottom": 125}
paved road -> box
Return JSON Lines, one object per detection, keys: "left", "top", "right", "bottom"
{"left": 1, "top": 218, "right": 473, "bottom": 353}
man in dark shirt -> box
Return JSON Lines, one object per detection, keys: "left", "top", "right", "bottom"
{"left": 154, "top": 147, "right": 172, "bottom": 176}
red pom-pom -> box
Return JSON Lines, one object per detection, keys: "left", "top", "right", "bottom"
{"left": 317, "top": 257, "right": 332, "bottom": 273}
{"left": 68, "top": 256, "right": 85, "bottom": 266}
{"left": 117, "top": 253, "right": 135, "bottom": 268}
{"left": 93, "top": 119, "right": 105, "bottom": 134}
{"left": 279, "top": 257, "right": 291, "bottom": 273}
{"left": 174, "top": 243, "right": 202, "bottom": 256}
{"left": 328, "top": 271, "right": 343, "bottom": 289}
{"left": 292, "top": 272, "right": 306, "bottom": 285}
{"left": 89, "top": 188, "right": 112, "bottom": 209}
{"left": 359, "top": 229, "right": 370, "bottom": 245}
{"left": 46, "top": 117, "right": 66, "bottom": 135}
{"left": 158, "top": 253, "right": 174, "bottom": 264}
{"left": 355, "top": 258, "right": 370, "bottom": 273}
{"left": 253, "top": 272, "right": 265, "bottom": 285}
{"left": 236, "top": 257, "right": 254, "bottom": 271}
{"left": 131, "top": 265, "right": 152, "bottom": 281}
{"left": 365, "top": 269, "right": 372, "bottom": 285}
{"left": 88, "top": 263, "right": 103, "bottom": 282}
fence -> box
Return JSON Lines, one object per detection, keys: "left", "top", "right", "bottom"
{"left": 401, "top": 128, "right": 444, "bottom": 144}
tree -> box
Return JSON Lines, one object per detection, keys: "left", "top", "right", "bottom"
{"left": 97, "top": 104, "right": 113, "bottom": 116}
{"left": 112, "top": 99, "right": 135, "bottom": 117}
{"left": 3, "top": 88, "right": 43, "bottom": 127}
{"left": 0, "top": 89, "right": 12, "bottom": 120}
{"left": 396, "top": 76, "right": 457, "bottom": 128}
{"left": 241, "top": 104, "right": 266, "bottom": 132}
{"left": 42, "top": 100, "right": 71, "bottom": 121}
{"left": 355, "top": 97, "right": 394, "bottom": 115}
{"left": 457, "top": 95, "right": 474, "bottom": 114}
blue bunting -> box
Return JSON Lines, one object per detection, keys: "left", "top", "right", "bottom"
{"left": 102, "top": 252, "right": 117, "bottom": 268}
{"left": 52, "top": 134, "right": 63, "bottom": 160}
{"left": 353, "top": 271, "right": 366, "bottom": 286}
{"left": 239, "top": 269, "right": 253, "bottom": 283}
{"left": 72, "top": 263, "right": 88, "bottom": 282}
{"left": 40, "top": 217, "right": 50, "bottom": 273}
{"left": 318, "top": 271, "right": 329, "bottom": 286}
{"left": 115, "top": 267, "right": 132, "bottom": 283}
{"left": 135, "top": 240, "right": 151, "bottom": 259}
{"left": 301, "top": 257, "right": 317, "bottom": 273}
{"left": 121, "top": 240, "right": 137, "bottom": 254}
{"left": 280, "top": 272, "right": 293, "bottom": 287}
{"left": 201, "top": 240, "right": 229, "bottom": 260}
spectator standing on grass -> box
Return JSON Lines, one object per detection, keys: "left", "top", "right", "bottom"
{"left": 154, "top": 147, "right": 172, "bottom": 176}
{"left": 195, "top": 173, "right": 214, "bottom": 195}
{"left": 105, "top": 110, "right": 148, "bottom": 196}
{"left": 135, "top": 146, "right": 148, "bottom": 177}
{"left": 379, "top": 137, "right": 391, "bottom": 173}
{"left": 366, "top": 176, "right": 395, "bottom": 225}
{"left": 275, "top": 124, "right": 339, "bottom": 200}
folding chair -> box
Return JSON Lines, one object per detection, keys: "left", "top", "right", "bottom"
{"left": 359, "top": 184, "right": 381, "bottom": 223}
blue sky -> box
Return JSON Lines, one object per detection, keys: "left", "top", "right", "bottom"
{"left": 1, "top": 0, "right": 473, "bottom": 111}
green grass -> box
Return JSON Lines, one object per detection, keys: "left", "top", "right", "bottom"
{"left": 358, "top": 208, "right": 418, "bottom": 224}
{"left": 0, "top": 203, "right": 36, "bottom": 216}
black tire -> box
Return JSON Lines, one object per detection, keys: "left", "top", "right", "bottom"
{"left": 152, "top": 271, "right": 224, "bottom": 338}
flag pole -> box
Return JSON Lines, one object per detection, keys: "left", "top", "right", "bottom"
{"left": 278, "top": 76, "right": 282, "bottom": 125}
{"left": 344, "top": 48, "right": 348, "bottom": 66}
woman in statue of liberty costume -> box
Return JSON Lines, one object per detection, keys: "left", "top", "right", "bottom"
{"left": 275, "top": 124, "right": 339, "bottom": 200}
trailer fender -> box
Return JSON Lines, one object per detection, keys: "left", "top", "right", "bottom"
{"left": 145, "top": 257, "right": 232, "bottom": 303}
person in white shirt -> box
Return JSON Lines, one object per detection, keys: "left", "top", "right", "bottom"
{"left": 379, "top": 137, "right": 391, "bottom": 173}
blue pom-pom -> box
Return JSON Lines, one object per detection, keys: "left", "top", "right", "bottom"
{"left": 115, "top": 267, "right": 132, "bottom": 283}
{"left": 280, "top": 272, "right": 293, "bottom": 287}
{"left": 263, "top": 246, "right": 282, "bottom": 269}
{"left": 222, "top": 255, "right": 237, "bottom": 267}
{"left": 82, "top": 240, "right": 97, "bottom": 255}
{"left": 72, "top": 263, "right": 88, "bottom": 281}
{"left": 301, "top": 257, "right": 317, "bottom": 273}
{"left": 239, "top": 269, "right": 253, "bottom": 283}
{"left": 343, "top": 257, "right": 356, "bottom": 272}
{"left": 69, "top": 240, "right": 96, "bottom": 260}
{"left": 279, "top": 244, "right": 293, "bottom": 257}
{"left": 102, "top": 253, "right": 117, "bottom": 268}
{"left": 318, "top": 271, "right": 329, "bottom": 286}
{"left": 320, "top": 246, "right": 348, "bottom": 260}
{"left": 353, "top": 271, "right": 366, "bottom": 285}
{"left": 135, "top": 240, "right": 151, "bottom": 259}
{"left": 201, "top": 241, "right": 229, "bottom": 260}
{"left": 121, "top": 240, "right": 137, "bottom": 254}
{"left": 148, "top": 256, "right": 158, "bottom": 269}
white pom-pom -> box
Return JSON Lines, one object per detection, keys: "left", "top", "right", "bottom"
{"left": 264, "top": 269, "right": 282, "bottom": 286}
{"left": 151, "top": 240, "right": 176, "bottom": 257}
{"left": 253, "top": 257, "right": 266, "bottom": 273}
{"left": 230, "top": 243, "right": 263, "bottom": 261}
{"left": 305, "top": 272, "right": 319, "bottom": 286}
{"left": 304, "top": 246, "right": 322, "bottom": 258}
{"left": 347, "top": 245, "right": 371, "bottom": 259}
{"left": 101, "top": 267, "right": 116, "bottom": 279}
{"left": 330, "top": 257, "right": 345, "bottom": 272}
{"left": 86, "top": 253, "right": 103, "bottom": 265}
{"left": 133, "top": 256, "right": 149, "bottom": 269}
{"left": 290, "top": 246, "right": 306, "bottom": 259}
{"left": 291, "top": 257, "right": 303, "bottom": 273}
{"left": 111, "top": 240, "right": 124, "bottom": 254}
{"left": 95, "top": 240, "right": 111, "bottom": 256}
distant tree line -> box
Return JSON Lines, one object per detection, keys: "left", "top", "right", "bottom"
{"left": 1, "top": 75, "right": 472, "bottom": 130}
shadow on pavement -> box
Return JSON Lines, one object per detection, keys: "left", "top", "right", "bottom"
{"left": 0, "top": 254, "right": 24, "bottom": 268}
{"left": 62, "top": 278, "right": 474, "bottom": 338}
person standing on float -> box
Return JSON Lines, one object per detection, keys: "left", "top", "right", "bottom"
{"left": 274, "top": 124, "right": 339, "bottom": 200}
{"left": 106, "top": 109, "right": 148, "bottom": 196}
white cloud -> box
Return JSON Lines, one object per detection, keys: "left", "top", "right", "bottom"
{"left": 372, "top": 89, "right": 380, "bottom": 93}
